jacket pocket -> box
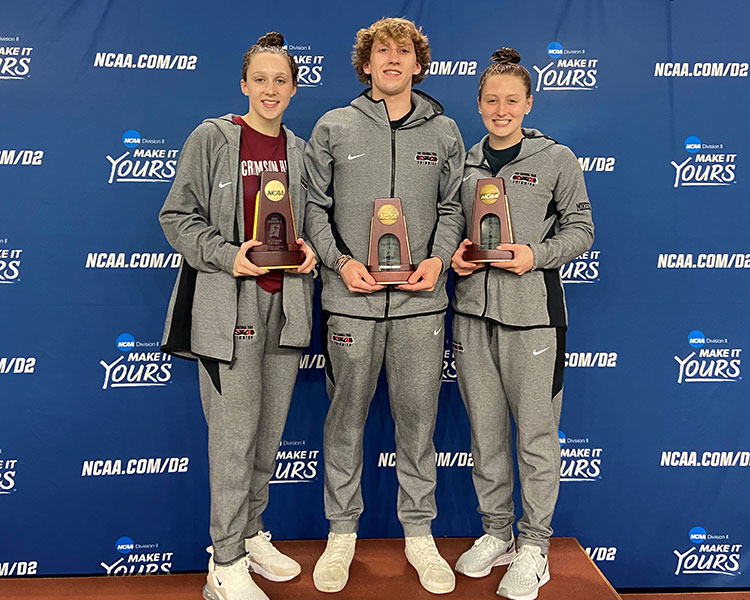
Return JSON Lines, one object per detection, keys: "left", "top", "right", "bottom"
{"left": 191, "top": 270, "right": 239, "bottom": 361}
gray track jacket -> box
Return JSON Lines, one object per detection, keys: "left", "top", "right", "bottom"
{"left": 304, "top": 89, "right": 465, "bottom": 319}
{"left": 453, "top": 130, "right": 594, "bottom": 327}
{"left": 159, "top": 115, "right": 313, "bottom": 362}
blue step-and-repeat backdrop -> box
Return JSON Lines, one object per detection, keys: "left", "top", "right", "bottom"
{"left": 2, "top": 0, "right": 748, "bottom": 590}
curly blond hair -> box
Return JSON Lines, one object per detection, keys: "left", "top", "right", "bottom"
{"left": 352, "top": 17, "right": 430, "bottom": 85}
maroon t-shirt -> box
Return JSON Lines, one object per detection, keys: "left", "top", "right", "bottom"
{"left": 233, "top": 116, "right": 287, "bottom": 293}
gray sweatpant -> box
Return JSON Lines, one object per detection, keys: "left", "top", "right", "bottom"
{"left": 323, "top": 312, "right": 445, "bottom": 537}
{"left": 198, "top": 282, "right": 301, "bottom": 565}
{"left": 453, "top": 314, "right": 564, "bottom": 552}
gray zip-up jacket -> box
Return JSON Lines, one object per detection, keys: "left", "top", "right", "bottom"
{"left": 304, "top": 89, "right": 465, "bottom": 319}
{"left": 159, "top": 114, "right": 313, "bottom": 362}
{"left": 453, "top": 129, "right": 594, "bottom": 327}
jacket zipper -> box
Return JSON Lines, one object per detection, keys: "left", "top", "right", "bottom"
{"left": 384, "top": 127, "right": 397, "bottom": 319}
{"left": 390, "top": 128, "right": 397, "bottom": 195}
{"left": 479, "top": 265, "right": 490, "bottom": 318}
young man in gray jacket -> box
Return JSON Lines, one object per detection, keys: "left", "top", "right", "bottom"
{"left": 304, "top": 18, "right": 464, "bottom": 595}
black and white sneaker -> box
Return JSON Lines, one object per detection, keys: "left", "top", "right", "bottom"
{"left": 496, "top": 545, "right": 550, "bottom": 600}
{"left": 455, "top": 534, "right": 516, "bottom": 578}
{"left": 203, "top": 547, "right": 269, "bottom": 600}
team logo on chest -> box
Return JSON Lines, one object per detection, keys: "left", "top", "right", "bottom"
{"left": 511, "top": 171, "right": 538, "bottom": 186}
{"left": 415, "top": 151, "right": 438, "bottom": 166}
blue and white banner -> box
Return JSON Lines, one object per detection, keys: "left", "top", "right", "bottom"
{"left": 1, "top": 0, "right": 748, "bottom": 589}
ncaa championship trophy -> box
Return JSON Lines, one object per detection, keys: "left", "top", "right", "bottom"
{"left": 366, "top": 198, "right": 416, "bottom": 284}
{"left": 247, "top": 171, "right": 305, "bottom": 269}
{"left": 464, "top": 177, "right": 515, "bottom": 262}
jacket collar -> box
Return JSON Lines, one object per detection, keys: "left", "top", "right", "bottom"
{"left": 465, "top": 128, "right": 556, "bottom": 169}
{"left": 350, "top": 88, "right": 444, "bottom": 128}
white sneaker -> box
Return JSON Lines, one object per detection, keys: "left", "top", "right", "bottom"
{"left": 313, "top": 532, "right": 357, "bottom": 593}
{"left": 496, "top": 545, "right": 550, "bottom": 600}
{"left": 404, "top": 535, "right": 456, "bottom": 594}
{"left": 456, "top": 534, "right": 516, "bottom": 578}
{"left": 203, "top": 549, "right": 269, "bottom": 600}
{"left": 244, "top": 530, "right": 301, "bottom": 582}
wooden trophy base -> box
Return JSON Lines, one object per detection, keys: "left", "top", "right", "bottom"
{"left": 464, "top": 245, "right": 514, "bottom": 263}
{"left": 248, "top": 246, "right": 305, "bottom": 269}
{"left": 367, "top": 264, "right": 416, "bottom": 285}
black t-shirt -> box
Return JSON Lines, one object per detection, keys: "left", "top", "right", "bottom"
{"left": 483, "top": 138, "right": 522, "bottom": 176}
{"left": 390, "top": 103, "right": 415, "bottom": 129}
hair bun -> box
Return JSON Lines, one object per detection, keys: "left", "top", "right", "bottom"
{"left": 491, "top": 47, "right": 521, "bottom": 65}
{"left": 257, "top": 32, "right": 285, "bottom": 47}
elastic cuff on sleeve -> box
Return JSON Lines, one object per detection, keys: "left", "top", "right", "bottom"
{"left": 430, "top": 253, "right": 448, "bottom": 275}
{"left": 322, "top": 247, "right": 341, "bottom": 271}
{"left": 220, "top": 243, "right": 240, "bottom": 274}
{"left": 528, "top": 242, "right": 544, "bottom": 270}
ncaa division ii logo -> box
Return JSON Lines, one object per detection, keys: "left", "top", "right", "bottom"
{"left": 288, "top": 43, "right": 324, "bottom": 87}
{"left": 674, "top": 330, "right": 741, "bottom": 384}
{"left": 0, "top": 239, "right": 22, "bottom": 284}
{"left": 99, "top": 333, "right": 172, "bottom": 390}
{"left": 0, "top": 36, "right": 32, "bottom": 79}
{"left": 559, "top": 430, "right": 602, "bottom": 481}
{"left": 100, "top": 536, "right": 174, "bottom": 575}
{"left": 674, "top": 526, "right": 741, "bottom": 576}
{"left": 270, "top": 440, "right": 319, "bottom": 484}
{"left": 561, "top": 250, "right": 599, "bottom": 284}
{"left": 0, "top": 450, "right": 18, "bottom": 495}
{"left": 106, "top": 130, "right": 178, "bottom": 184}
{"left": 533, "top": 41, "right": 598, "bottom": 92}
{"left": 671, "top": 136, "right": 736, "bottom": 188}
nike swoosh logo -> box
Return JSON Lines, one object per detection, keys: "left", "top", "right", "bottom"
{"left": 219, "top": 181, "right": 231, "bottom": 188}
{"left": 463, "top": 175, "right": 472, "bottom": 182}
{"left": 434, "top": 327, "right": 443, "bottom": 336}
{"left": 347, "top": 153, "right": 365, "bottom": 161}
{"left": 216, "top": 578, "right": 223, "bottom": 586}
{"left": 533, "top": 347, "right": 550, "bottom": 356}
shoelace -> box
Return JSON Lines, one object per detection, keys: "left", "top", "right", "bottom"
{"left": 409, "top": 537, "right": 443, "bottom": 564}
{"left": 473, "top": 534, "right": 505, "bottom": 553}
{"left": 508, "top": 545, "right": 531, "bottom": 567}
{"left": 253, "top": 530, "right": 276, "bottom": 553}
{"left": 324, "top": 537, "right": 354, "bottom": 564}
{"left": 506, "top": 546, "right": 543, "bottom": 578}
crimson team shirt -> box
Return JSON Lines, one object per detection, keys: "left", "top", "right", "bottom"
{"left": 233, "top": 115, "right": 287, "bottom": 293}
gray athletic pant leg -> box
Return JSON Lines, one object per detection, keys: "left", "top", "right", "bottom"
{"left": 453, "top": 314, "right": 515, "bottom": 542}
{"left": 323, "top": 313, "right": 444, "bottom": 536}
{"left": 454, "top": 314, "right": 563, "bottom": 552}
{"left": 199, "top": 282, "right": 301, "bottom": 564}
{"left": 323, "top": 315, "right": 386, "bottom": 534}
{"left": 385, "top": 313, "right": 444, "bottom": 536}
